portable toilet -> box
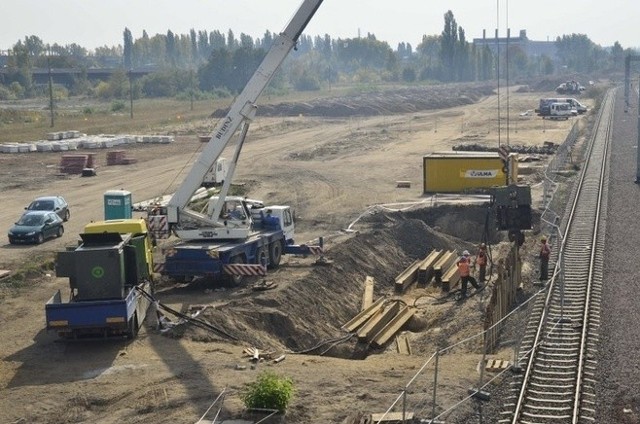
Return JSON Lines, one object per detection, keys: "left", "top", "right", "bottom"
{"left": 104, "top": 190, "right": 132, "bottom": 219}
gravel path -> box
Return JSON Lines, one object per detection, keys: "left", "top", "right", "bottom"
{"left": 595, "top": 89, "right": 640, "bottom": 423}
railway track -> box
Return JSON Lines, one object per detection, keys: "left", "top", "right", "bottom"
{"left": 500, "top": 88, "right": 615, "bottom": 424}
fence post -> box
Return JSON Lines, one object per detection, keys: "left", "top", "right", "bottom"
{"left": 431, "top": 350, "right": 440, "bottom": 420}
{"left": 402, "top": 387, "right": 407, "bottom": 423}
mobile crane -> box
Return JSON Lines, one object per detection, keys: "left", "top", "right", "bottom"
{"left": 148, "top": 0, "right": 325, "bottom": 284}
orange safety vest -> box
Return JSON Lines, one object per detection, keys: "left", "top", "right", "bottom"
{"left": 476, "top": 250, "right": 487, "bottom": 266}
{"left": 457, "top": 257, "right": 471, "bottom": 277}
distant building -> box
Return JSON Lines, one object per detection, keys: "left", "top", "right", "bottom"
{"left": 473, "top": 29, "right": 558, "bottom": 62}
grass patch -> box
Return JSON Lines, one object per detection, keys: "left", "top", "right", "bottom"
{"left": 1, "top": 252, "right": 56, "bottom": 290}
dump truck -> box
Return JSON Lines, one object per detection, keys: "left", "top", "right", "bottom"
{"left": 45, "top": 219, "right": 155, "bottom": 339}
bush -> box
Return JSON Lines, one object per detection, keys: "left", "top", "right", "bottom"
{"left": 240, "top": 371, "right": 294, "bottom": 413}
{"left": 111, "top": 100, "right": 126, "bottom": 112}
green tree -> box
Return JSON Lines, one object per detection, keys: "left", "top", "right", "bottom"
{"left": 166, "top": 30, "right": 176, "bottom": 66}
{"left": 440, "top": 10, "right": 457, "bottom": 81}
{"left": 123, "top": 27, "right": 133, "bottom": 69}
{"left": 555, "top": 34, "right": 598, "bottom": 72}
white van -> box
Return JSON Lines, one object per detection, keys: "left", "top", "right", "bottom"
{"left": 546, "top": 102, "right": 573, "bottom": 120}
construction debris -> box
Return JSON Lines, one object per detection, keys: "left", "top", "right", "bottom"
{"left": 242, "top": 347, "right": 275, "bottom": 362}
{"left": 252, "top": 280, "right": 277, "bottom": 291}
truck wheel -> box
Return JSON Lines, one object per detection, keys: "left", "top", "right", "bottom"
{"left": 226, "top": 255, "right": 245, "bottom": 287}
{"left": 127, "top": 313, "right": 139, "bottom": 339}
{"left": 256, "top": 247, "right": 269, "bottom": 265}
{"left": 57, "top": 226, "right": 64, "bottom": 238}
{"left": 269, "top": 241, "right": 283, "bottom": 269}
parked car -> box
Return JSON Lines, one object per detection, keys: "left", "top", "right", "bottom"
{"left": 25, "top": 196, "right": 70, "bottom": 221}
{"left": 8, "top": 211, "right": 64, "bottom": 244}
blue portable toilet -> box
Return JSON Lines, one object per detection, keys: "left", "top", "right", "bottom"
{"left": 104, "top": 190, "right": 132, "bottom": 220}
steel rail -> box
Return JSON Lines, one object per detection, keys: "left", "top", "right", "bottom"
{"left": 507, "top": 88, "right": 615, "bottom": 424}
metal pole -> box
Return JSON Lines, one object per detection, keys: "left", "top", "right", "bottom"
{"left": 402, "top": 388, "right": 407, "bottom": 423}
{"left": 478, "top": 323, "right": 488, "bottom": 394}
{"left": 47, "top": 55, "right": 54, "bottom": 128}
{"left": 431, "top": 350, "right": 440, "bottom": 420}
{"left": 129, "top": 69, "right": 134, "bottom": 119}
{"left": 636, "top": 74, "right": 640, "bottom": 183}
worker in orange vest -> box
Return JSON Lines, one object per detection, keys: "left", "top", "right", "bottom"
{"left": 539, "top": 236, "right": 551, "bottom": 282}
{"left": 475, "top": 243, "right": 488, "bottom": 283}
{"left": 458, "top": 250, "right": 480, "bottom": 298}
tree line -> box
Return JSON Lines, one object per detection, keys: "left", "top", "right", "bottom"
{"left": 0, "top": 10, "right": 635, "bottom": 101}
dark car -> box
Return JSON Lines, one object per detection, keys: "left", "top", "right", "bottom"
{"left": 8, "top": 211, "right": 64, "bottom": 244}
{"left": 26, "top": 196, "right": 70, "bottom": 221}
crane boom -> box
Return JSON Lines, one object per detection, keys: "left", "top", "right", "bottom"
{"left": 166, "top": 0, "right": 324, "bottom": 237}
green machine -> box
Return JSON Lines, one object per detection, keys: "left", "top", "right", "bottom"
{"left": 490, "top": 184, "right": 532, "bottom": 245}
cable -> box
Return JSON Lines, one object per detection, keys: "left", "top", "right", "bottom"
{"left": 287, "top": 333, "right": 355, "bottom": 355}
{"left": 135, "top": 286, "right": 239, "bottom": 341}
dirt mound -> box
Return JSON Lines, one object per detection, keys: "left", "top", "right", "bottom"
{"left": 211, "top": 84, "right": 496, "bottom": 118}
{"left": 170, "top": 206, "right": 493, "bottom": 357}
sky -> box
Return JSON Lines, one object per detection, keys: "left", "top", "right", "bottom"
{"left": 2, "top": 0, "right": 639, "bottom": 52}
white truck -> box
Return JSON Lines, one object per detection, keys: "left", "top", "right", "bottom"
{"left": 544, "top": 102, "right": 574, "bottom": 120}
{"left": 536, "top": 97, "right": 587, "bottom": 117}
{"left": 146, "top": 0, "right": 325, "bottom": 285}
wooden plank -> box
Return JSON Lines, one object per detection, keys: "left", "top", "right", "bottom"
{"left": 417, "top": 250, "right": 443, "bottom": 284}
{"left": 362, "top": 276, "right": 374, "bottom": 311}
{"left": 372, "top": 306, "right": 416, "bottom": 347}
{"left": 370, "top": 412, "right": 414, "bottom": 422}
{"left": 341, "top": 297, "right": 385, "bottom": 333}
{"left": 357, "top": 301, "right": 401, "bottom": 342}
{"left": 433, "top": 250, "right": 457, "bottom": 273}
{"left": 394, "top": 259, "right": 422, "bottom": 293}
{"left": 396, "top": 334, "right": 411, "bottom": 355}
{"left": 433, "top": 251, "right": 457, "bottom": 285}
{"left": 441, "top": 262, "right": 460, "bottom": 284}
{"left": 0, "top": 270, "right": 11, "bottom": 280}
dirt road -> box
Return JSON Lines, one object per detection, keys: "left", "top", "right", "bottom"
{"left": 0, "top": 86, "right": 587, "bottom": 423}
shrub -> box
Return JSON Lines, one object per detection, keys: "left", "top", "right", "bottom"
{"left": 111, "top": 100, "right": 126, "bottom": 112}
{"left": 240, "top": 371, "right": 294, "bottom": 413}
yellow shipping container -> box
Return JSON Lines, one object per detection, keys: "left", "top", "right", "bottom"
{"left": 423, "top": 152, "right": 518, "bottom": 193}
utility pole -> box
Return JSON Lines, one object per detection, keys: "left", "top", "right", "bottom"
{"left": 129, "top": 69, "right": 134, "bottom": 119}
{"left": 636, "top": 74, "right": 640, "bottom": 183}
{"left": 47, "top": 54, "right": 54, "bottom": 127}
{"left": 190, "top": 68, "right": 194, "bottom": 111}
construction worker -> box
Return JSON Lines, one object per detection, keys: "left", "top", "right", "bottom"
{"left": 458, "top": 250, "right": 480, "bottom": 298}
{"left": 475, "top": 243, "right": 488, "bottom": 283}
{"left": 539, "top": 236, "right": 551, "bottom": 282}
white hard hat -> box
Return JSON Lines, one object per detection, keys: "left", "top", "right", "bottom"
{"left": 462, "top": 250, "right": 470, "bottom": 256}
